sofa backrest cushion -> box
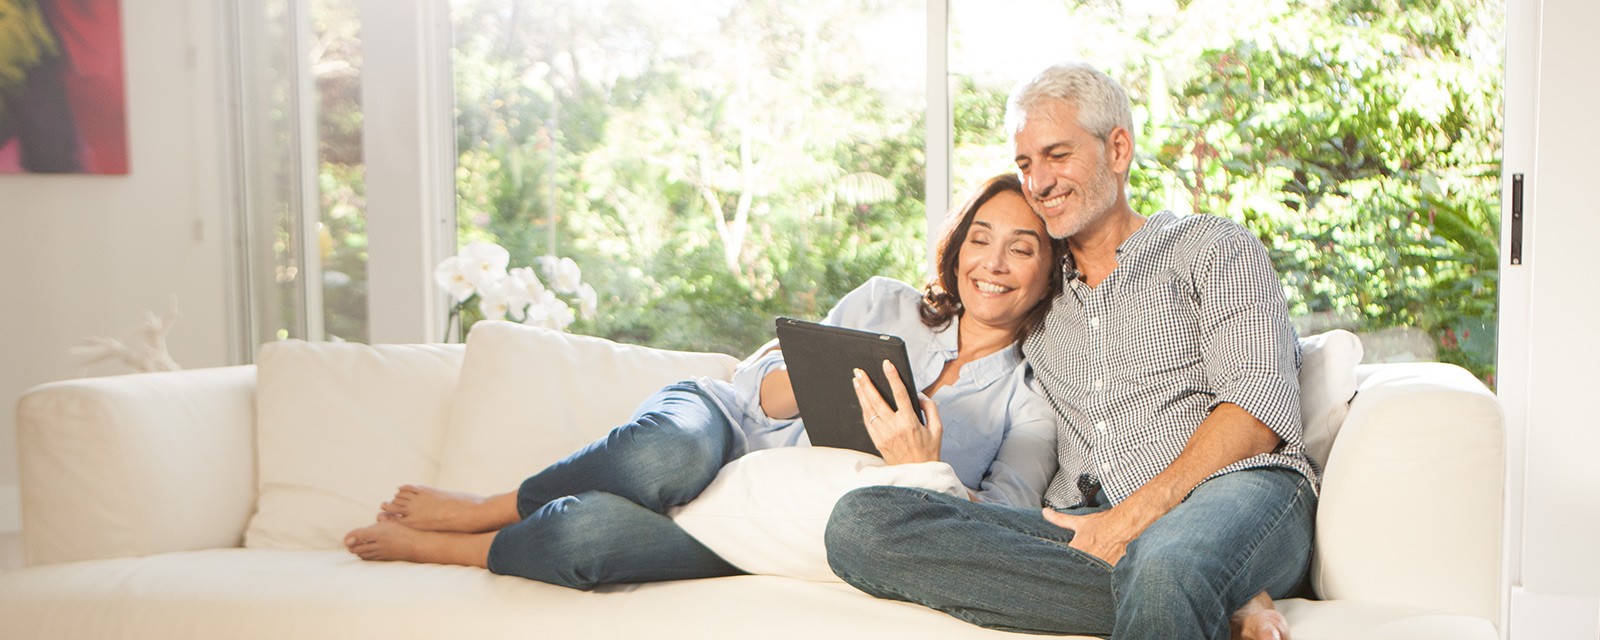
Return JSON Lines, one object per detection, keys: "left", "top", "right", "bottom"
{"left": 435, "top": 322, "right": 740, "bottom": 495}
{"left": 1297, "top": 329, "right": 1363, "bottom": 471}
{"left": 245, "top": 341, "right": 466, "bottom": 550}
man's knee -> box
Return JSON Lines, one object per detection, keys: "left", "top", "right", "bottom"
{"left": 824, "top": 486, "right": 919, "bottom": 570}
{"left": 1115, "top": 538, "right": 1227, "bottom": 602}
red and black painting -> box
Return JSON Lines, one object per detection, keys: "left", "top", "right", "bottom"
{"left": 0, "top": 0, "right": 128, "bottom": 174}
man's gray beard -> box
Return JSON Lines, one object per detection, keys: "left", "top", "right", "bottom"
{"left": 1043, "top": 165, "right": 1120, "bottom": 240}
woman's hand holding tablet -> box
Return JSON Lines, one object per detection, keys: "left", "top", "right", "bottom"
{"left": 851, "top": 360, "right": 944, "bottom": 465}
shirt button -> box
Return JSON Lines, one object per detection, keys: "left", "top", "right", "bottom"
{"left": 1095, "top": 421, "right": 1107, "bottom": 432}
{"left": 1094, "top": 379, "right": 1104, "bottom": 391}
{"left": 1089, "top": 317, "right": 1100, "bottom": 329}
{"left": 1100, "top": 462, "right": 1112, "bottom": 473}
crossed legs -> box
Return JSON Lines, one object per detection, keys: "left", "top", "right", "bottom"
{"left": 825, "top": 467, "right": 1314, "bottom": 640}
{"left": 345, "top": 382, "right": 743, "bottom": 589}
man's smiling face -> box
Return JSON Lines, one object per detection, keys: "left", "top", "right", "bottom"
{"left": 1011, "top": 100, "right": 1122, "bottom": 239}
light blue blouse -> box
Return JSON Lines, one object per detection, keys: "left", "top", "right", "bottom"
{"left": 697, "top": 277, "right": 1059, "bottom": 508}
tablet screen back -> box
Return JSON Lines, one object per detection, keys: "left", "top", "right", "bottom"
{"left": 774, "top": 317, "right": 918, "bottom": 456}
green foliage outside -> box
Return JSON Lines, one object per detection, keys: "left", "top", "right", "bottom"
{"left": 306, "top": 0, "right": 1503, "bottom": 386}
{"left": 947, "top": 0, "right": 1502, "bottom": 385}
{"left": 450, "top": 0, "right": 928, "bottom": 356}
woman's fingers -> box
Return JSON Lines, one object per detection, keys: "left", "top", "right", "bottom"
{"left": 852, "top": 368, "right": 892, "bottom": 441}
{"left": 854, "top": 364, "right": 945, "bottom": 465}
{"left": 880, "top": 360, "right": 917, "bottom": 418}
{"left": 918, "top": 394, "right": 943, "bottom": 442}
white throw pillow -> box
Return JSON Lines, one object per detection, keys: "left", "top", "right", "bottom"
{"left": 1298, "top": 329, "right": 1364, "bottom": 469}
{"left": 434, "top": 321, "right": 740, "bottom": 495}
{"left": 670, "top": 447, "right": 967, "bottom": 582}
{"left": 245, "top": 341, "right": 466, "bottom": 549}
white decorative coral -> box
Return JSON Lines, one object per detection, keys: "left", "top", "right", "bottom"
{"left": 70, "top": 298, "right": 182, "bottom": 374}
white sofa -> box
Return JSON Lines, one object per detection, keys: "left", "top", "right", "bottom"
{"left": 1, "top": 323, "right": 1505, "bottom": 639}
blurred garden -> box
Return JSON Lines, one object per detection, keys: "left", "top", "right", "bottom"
{"left": 308, "top": 0, "right": 1503, "bottom": 384}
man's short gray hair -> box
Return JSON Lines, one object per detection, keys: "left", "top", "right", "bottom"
{"left": 1005, "top": 63, "right": 1134, "bottom": 148}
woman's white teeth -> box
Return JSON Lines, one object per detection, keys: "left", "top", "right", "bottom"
{"left": 975, "top": 281, "right": 1011, "bottom": 294}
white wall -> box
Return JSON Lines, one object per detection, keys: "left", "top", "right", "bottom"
{"left": 1506, "top": 0, "right": 1600, "bottom": 637}
{"left": 0, "top": 0, "right": 236, "bottom": 532}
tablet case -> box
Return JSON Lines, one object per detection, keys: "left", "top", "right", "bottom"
{"left": 774, "top": 317, "right": 920, "bottom": 456}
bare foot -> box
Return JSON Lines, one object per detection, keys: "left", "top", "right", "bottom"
{"left": 343, "top": 518, "right": 495, "bottom": 568}
{"left": 1230, "top": 590, "right": 1289, "bottom": 640}
{"left": 380, "top": 485, "right": 519, "bottom": 533}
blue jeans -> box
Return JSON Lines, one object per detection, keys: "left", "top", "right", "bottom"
{"left": 825, "top": 467, "right": 1316, "bottom": 639}
{"left": 485, "top": 382, "right": 744, "bottom": 589}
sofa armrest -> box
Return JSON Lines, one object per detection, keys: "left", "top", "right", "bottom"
{"left": 16, "top": 366, "right": 258, "bottom": 566}
{"left": 1312, "top": 362, "right": 1504, "bottom": 626}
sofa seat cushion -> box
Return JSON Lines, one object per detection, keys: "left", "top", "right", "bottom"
{"left": 0, "top": 550, "right": 1496, "bottom": 639}
{"left": 0, "top": 549, "right": 1067, "bottom": 639}
{"left": 1275, "top": 598, "right": 1498, "bottom": 640}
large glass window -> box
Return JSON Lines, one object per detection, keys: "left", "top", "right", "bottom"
{"left": 236, "top": 0, "right": 369, "bottom": 344}
{"left": 241, "top": 0, "right": 1504, "bottom": 388}
{"left": 950, "top": 0, "right": 1504, "bottom": 385}
{"left": 449, "top": 0, "right": 927, "bottom": 354}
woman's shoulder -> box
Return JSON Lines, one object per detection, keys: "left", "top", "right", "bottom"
{"left": 855, "top": 275, "right": 921, "bottom": 299}
{"left": 829, "top": 276, "right": 925, "bottom": 322}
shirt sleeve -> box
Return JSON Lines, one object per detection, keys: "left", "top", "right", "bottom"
{"left": 727, "top": 278, "right": 902, "bottom": 431}
{"left": 974, "top": 366, "right": 1060, "bottom": 507}
{"left": 1192, "top": 225, "right": 1304, "bottom": 449}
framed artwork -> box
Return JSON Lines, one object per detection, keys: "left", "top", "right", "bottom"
{"left": 0, "top": 0, "right": 128, "bottom": 175}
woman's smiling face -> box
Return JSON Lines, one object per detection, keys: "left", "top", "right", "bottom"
{"left": 955, "top": 190, "right": 1053, "bottom": 333}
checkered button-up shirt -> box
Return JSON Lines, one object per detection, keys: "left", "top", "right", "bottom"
{"left": 1025, "top": 211, "right": 1318, "bottom": 509}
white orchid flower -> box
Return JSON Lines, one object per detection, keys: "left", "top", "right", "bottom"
{"left": 544, "top": 296, "right": 577, "bottom": 331}
{"left": 520, "top": 290, "right": 556, "bottom": 328}
{"left": 540, "top": 255, "right": 583, "bottom": 293}
{"left": 433, "top": 256, "right": 477, "bottom": 302}
{"left": 505, "top": 267, "right": 545, "bottom": 309}
{"left": 476, "top": 278, "right": 513, "bottom": 322}
{"left": 459, "top": 241, "right": 511, "bottom": 291}
{"left": 577, "top": 282, "right": 598, "bottom": 320}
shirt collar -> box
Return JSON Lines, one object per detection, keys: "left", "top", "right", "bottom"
{"left": 940, "top": 315, "right": 1025, "bottom": 389}
{"left": 1116, "top": 210, "right": 1174, "bottom": 260}
{"left": 1059, "top": 210, "right": 1176, "bottom": 281}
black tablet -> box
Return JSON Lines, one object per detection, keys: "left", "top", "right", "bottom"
{"left": 774, "top": 317, "right": 921, "bottom": 456}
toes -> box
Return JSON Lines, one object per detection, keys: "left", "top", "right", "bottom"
{"left": 343, "top": 526, "right": 372, "bottom": 549}
{"left": 377, "top": 511, "right": 401, "bottom": 523}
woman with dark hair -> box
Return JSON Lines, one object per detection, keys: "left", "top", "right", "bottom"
{"left": 345, "top": 173, "right": 1067, "bottom": 589}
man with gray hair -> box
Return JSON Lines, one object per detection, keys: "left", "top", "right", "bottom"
{"left": 824, "top": 63, "right": 1317, "bottom": 639}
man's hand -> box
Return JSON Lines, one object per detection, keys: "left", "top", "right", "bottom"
{"left": 1041, "top": 503, "right": 1162, "bottom": 567}
{"left": 1042, "top": 403, "right": 1283, "bottom": 567}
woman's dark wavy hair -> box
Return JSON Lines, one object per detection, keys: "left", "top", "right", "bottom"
{"left": 919, "top": 173, "right": 1067, "bottom": 346}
